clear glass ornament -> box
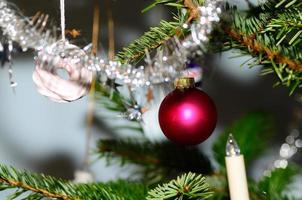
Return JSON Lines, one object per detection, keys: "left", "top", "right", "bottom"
{"left": 33, "top": 40, "right": 93, "bottom": 102}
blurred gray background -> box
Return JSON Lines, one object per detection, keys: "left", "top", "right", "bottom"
{"left": 0, "top": 0, "right": 302, "bottom": 198}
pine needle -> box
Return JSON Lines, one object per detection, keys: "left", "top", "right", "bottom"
{"left": 147, "top": 173, "right": 213, "bottom": 200}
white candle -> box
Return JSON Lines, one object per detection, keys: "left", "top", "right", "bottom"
{"left": 225, "top": 134, "right": 250, "bottom": 200}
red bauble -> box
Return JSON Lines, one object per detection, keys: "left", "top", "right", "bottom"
{"left": 158, "top": 82, "right": 217, "bottom": 145}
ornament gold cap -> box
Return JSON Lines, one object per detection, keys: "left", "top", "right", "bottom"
{"left": 174, "top": 77, "right": 195, "bottom": 89}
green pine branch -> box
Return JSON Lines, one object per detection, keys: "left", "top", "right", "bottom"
{"left": 115, "top": 18, "right": 184, "bottom": 64}
{"left": 94, "top": 81, "right": 144, "bottom": 133}
{"left": 264, "top": 0, "right": 302, "bottom": 9}
{"left": 253, "top": 166, "right": 299, "bottom": 200}
{"left": 147, "top": 172, "right": 213, "bottom": 200}
{"left": 223, "top": 0, "right": 302, "bottom": 93}
{"left": 265, "top": 10, "right": 302, "bottom": 46}
{"left": 97, "top": 180, "right": 148, "bottom": 200}
{"left": 142, "top": 0, "right": 185, "bottom": 13}
{"left": 142, "top": 0, "right": 204, "bottom": 13}
{"left": 95, "top": 82, "right": 129, "bottom": 113}
{"left": 115, "top": 0, "right": 204, "bottom": 64}
{"left": 97, "top": 139, "right": 212, "bottom": 183}
{"left": 0, "top": 164, "right": 148, "bottom": 200}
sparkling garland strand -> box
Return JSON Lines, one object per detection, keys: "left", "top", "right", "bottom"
{"left": 0, "top": 0, "right": 56, "bottom": 89}
{"left": 0, "top": 0, "right": 55, "bottom": 51}
{"left": 84, "top": 0, "right": 223, "bottom": 90}
{"left": 0, "top": 0, "right": 223, "bottom": 101}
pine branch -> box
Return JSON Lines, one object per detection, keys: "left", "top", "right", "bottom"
{"left": 265, "top": 10, "right": 302, "bottom": 46}
{"left": 142, "top": 0, "right": 185, "bottom": 13}
{"left": 96, "top": 180, "right": 148, "bottom": 200}
{"left": 0, "top": 164, "right": 147, "bottom": 200}
{"left": 0, "top": 164, "right": 76, "bottom": 200}
{"left": 98, "top": 139, "right": 160, "bottom": 166}
{"left": 225, "top": 27, "right": 302, "bottom": 70}
{"left": 115, "top": 0, "right": 203, "bottom": 64}
{"left": 97, "top": 139, "right": 212, "bottom": 183}
{"left": 222, "top": 0, "right": 302, "bottom": 93}
{"left": 115, "top": 19, "right": 184, "bottom": 64}
{"left": 226, "top": 5, "right": 302, "bottom": 66}
{"left": 212, "top": 112, "right": 274, "bottom": 168}
{"left": 264, "top": 0, "right": 302, "bottom": 9}
{"left": 94, "top": 82, "right": 144, "bottom": 133}
{"left": 95, "top": 82, "right": 129, "bottom": 113}
{"left": 255, "top": 166, "right": 299, "bottom": 200}
{"left": 142, "top": 0, "right": 203, "bottom": 20}
{"left": 147, "top": 172, "right": 213, "bottom": 200}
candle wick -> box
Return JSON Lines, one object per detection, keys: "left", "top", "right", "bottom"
{"left": 226, "top": 133, "right": 241, "bottom": 157}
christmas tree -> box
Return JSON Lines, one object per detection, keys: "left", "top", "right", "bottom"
{"left": 0, "top": 0, "right": 301, "bottom": 199}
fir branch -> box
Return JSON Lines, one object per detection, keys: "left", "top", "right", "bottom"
{"left": 142, "top": 0, "right": 203, "bottom": 18}
{"left": 224, "top": 6, "right": 302, "bottom": 64}
{"left": 100, "top": 180, "right": 148, "bottom": 200}
{"left": 98, "top": 139, "right": 161, "bottom": 166}
{"left": 115, "top": 19, "right": 184, "bottom": 64}
{"left": 0, "top": 164, "right": 147, "bottom": 200}
{"left": 0, "top": 164, "right": 75, "bottom": 200}
{"left": 269, "top": 0, "right": 302, "bottom": 9}
{"left": 94, "top": 82, "right": 144, "bottom": 133}
{"left": 225, "top": 28, "right": 302, "bottom": 71}
{"left": 116, "top": 0, "right": 203, "bottom": 64}
{"left": 265, "top": 9, "right": 302, "bottom": 46}
{"left": 222, "top": 0, "right": 302, "bottom": 93}
{"left": 212, "top": 112, "right": 274, "bottom": 168}
{"left": 97, "top": 139, "right": 212, "bottom": 183}
{"left": 142, "top": 0, "right": 184, "bottom": 13}
{"left": 147, "top": 172, "right": 213, "bottom": 200}
{"left": 95, "top": 82, "right": 129, "bottom": 113}
{"left": 255, "top": 166, "right": 299, "bottom": 200}
{"left": 98, "top": 139, "right": 212, "bottom": 172}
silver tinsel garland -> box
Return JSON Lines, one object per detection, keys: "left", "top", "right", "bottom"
{"left": 0, "top": 1, "right": 55, "bottom": 51}
{"left": 0, "top": 0, "right": 222, "bottom": 102}
{"left": 0, "top": 1, "right": 56, "bottom": 89}
{"left": 84, "top": 0, "right": 223, "bottom": 90}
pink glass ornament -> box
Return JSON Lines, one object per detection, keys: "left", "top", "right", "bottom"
{"left": 33, "top": 41, "right": 93, "bottom": 102}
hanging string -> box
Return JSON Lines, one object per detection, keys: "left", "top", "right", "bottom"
{"left": 60, "top": 0, "right": 66, "bottom": 40}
